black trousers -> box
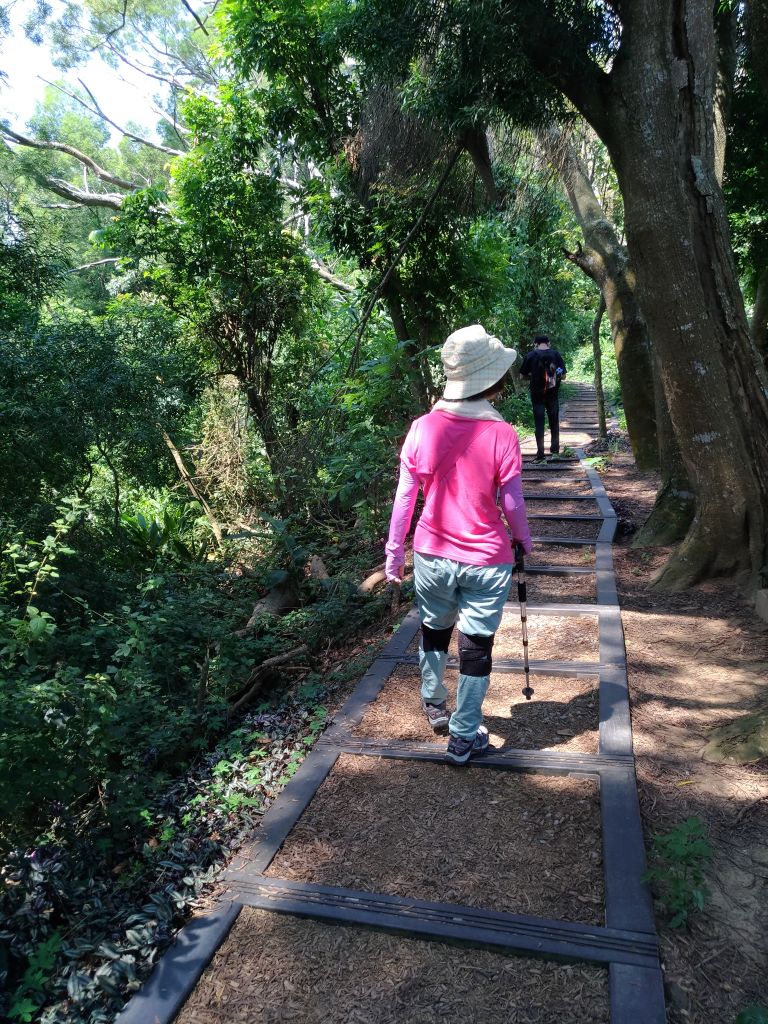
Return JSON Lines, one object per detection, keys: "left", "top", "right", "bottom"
{"left": 532, "top": 390, "right": 560, "bottom": 456}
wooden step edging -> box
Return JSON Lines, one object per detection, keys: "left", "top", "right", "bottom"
{"left": 227, "top": 874, "right": 660, "bottom": 970}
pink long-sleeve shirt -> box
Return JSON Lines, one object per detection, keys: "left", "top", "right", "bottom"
{"left": 385, "top": 409, "right": 531, "bottom": 576}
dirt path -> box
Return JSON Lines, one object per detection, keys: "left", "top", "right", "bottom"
{"left": 602, "top": 451, "right": 768, "bottom": 1022}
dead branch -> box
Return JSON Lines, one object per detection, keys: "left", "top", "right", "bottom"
{"left": 105, "top": 38, "right": 187, "bottom": 91}
{"left": 358, "top": 569, "right": 387, "bottom": 594}
{"left": 1, "top": 126, "right": 137, "bottom": 190}
{"left": 733, "top": 793, "right": 768, "bottom": 826}
{"left": 181, "top": 0, "right": 210, "bottom": 35}
{"left": 307, "top": 555, "right": 330, "bottom": 580}
{"left": 38, "top": 178, "right": 126, "bottom": 209}
{"left": 159, "top": 426, "right": 224, "bottom": 546}
{"left": 66, "top": 258, "right": 121, "bottom": 274}
{"left": 563, "top": 243, "right": 599, "bottom": 280}
{"left": 311, "top": 260, "right": 356, "bottom": 294}
{"left": 76, "top": 78, "right": 185, "bottom": 156}
{"left": 229, "top": 644, "right": 309, "bottom": 713}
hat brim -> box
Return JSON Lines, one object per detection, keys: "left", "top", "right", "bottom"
{"left": 443, "top": 346, "right": 517, "bottom": 400}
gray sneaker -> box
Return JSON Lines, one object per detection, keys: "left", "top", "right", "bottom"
{"left": 422, "top": 699, "right": 450, "bottom": 730}
{"left": 446, "top": 725, "right": 490, "bottom": 765}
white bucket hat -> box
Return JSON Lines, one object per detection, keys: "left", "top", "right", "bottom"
{"left": 441, "top": 324, "right": 517, "bottom": 400}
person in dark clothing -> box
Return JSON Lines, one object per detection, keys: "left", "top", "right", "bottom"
{"left": 519, "top": 335, "right": 567, "bottom": 461}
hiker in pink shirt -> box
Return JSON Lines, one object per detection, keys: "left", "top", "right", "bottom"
{"left": 385, "top": 325, "right": 532, "bottom": 764}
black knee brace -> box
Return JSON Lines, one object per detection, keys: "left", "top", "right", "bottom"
{"left": 421, "top": 623, "right": 454, "bottom": 653}
{"left": 458, "top": 632, "right": 494, "bottom": 677}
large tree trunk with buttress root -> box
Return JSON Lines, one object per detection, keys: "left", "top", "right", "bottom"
{"left": 538, "top": 128, "right": 659, "bottom": 469}
{"left": 590, "top": 1, "right": 768, "bottom": 588}
{"left": 633, "top": 362, "right": 694, "bottom": 547}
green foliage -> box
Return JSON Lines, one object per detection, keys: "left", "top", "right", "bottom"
{"left": 120, "top": 493, "right": 212, "bottom": 562}
{"left": 217, "top": 0, "right": 358, "bottom": 159}
{"left": 725, "top": 69, "right": 768, "bottom": 295}
{"left": 7, "top": 932, "right": 63, "bottom": 1023}
{"left": 0, "top": 299, "right": 202, "bottom": 526}
{"left": 642, "top": 817, "right": 713, "bottom": 929}
{"left": 736, "top": 1006, "right": 768, "bottom": 1024}
{"left": 568, "top": 315, "right": 621, "bottom": 404}
{"left": 0, "top": 196, "right": 66, "bottom": 332}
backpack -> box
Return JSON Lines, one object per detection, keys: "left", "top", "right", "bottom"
{"left": 535, "top": 351, "right": 558, "bottom": 394}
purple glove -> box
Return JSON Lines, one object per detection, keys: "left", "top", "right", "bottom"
{"left": 385, "top": 462, "right": 419, "bottom": 581}
{"left": 500, "top": 475, "right": 532, "bottom": 554}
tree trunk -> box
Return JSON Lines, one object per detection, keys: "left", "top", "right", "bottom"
{"left": 751, "top": 267, "right": 768, "bottom": 365}
{"left": 382, "top": 278, "right": 431, "bottom": 410}
{"left": 633, "top": 363, "right": 694, "bottom": 547}
{"left": 591, "top": 293, "right": 608, "bottom": 438}
{"left": 593, "top": 0, "right": 768, "bottom": 588}
{"left": 541, "top": 128, "right": 659, "bottom": 470}
{"left": 460, "top": 126, "right": 502, "bottom": 207}
{"left": 243, "top": 385, "right": 293, "bottom": 519}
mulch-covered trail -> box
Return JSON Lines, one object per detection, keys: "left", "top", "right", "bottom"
{"left": 177, "top": 910, "right": 610, "bottom": 1024}
{"left": 168, "top": 388, "right": 643, "bottom": 1024}
{"left": 599, "top": 451, "right": 768, "bottom": 1022}
{"left": 353, "top": 665, "right": 599, "bottom": 754}
{"left": 263, "top": 756, "right": 603, "bottom": 923}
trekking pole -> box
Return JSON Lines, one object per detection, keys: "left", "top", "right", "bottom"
{"left": 390, "top": 579, "right": 401, "bottom": 616}
{"left": 514, "top": 543, "right": 534, "bottom": 701}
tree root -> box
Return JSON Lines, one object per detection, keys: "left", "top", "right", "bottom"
{"left": 229, "top": 644, "right": 309, "bottom": 713}
{"left": 701, "top": 711, "right": 768, "bottom": 765}
{"left": 649, "top": 509, "right": 749, "bottom": 591}
{"left": 632, "top": 482, "right": 694, "bottom": 548}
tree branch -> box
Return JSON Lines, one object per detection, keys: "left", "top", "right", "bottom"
{"left": 311, "top": 260, "right": 355, "bottom": 294}
{"left": 1, "top": 125, "right": 137, "bottom": 190}
{"left": 348, "top": 145, "right": 462, "bottom": 370}
{"left": 37, "top": 75, "right": 184, "bottom": 157}
{"left": 229, "top": 645, "right": 309, "bottom": 713}
{"left": 105, "top": 38, "right": 187, "bottom": 90}
{"left": 518, "top": 15, "right": 612, "bottom": 139}
{"left": 76, "top": 78, "right": 185, "bottom": 156}
{"left": 181, "top": 0, "right": 209, "bottom": 35}
{"left": 38, "top": 178, "right": 126, "bottom": 209}
{"left": 159, "top": 426, "right": 223, "bottom": 547}
{"left": 66, "top": 258, "right": 121, "bottom": 274}
{"left": 562, "top": 243, "right": 600, "bottom": 280}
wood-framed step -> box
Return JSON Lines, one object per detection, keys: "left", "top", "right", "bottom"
{"left": 381, "top": 653, "right": 603, "bottom": 676}
{"left": 522, "top": 464, "right": 587, "bottom": 472}
{"left": 525, "top": 565, "right": 595, "bottom": 576}
{"left": 508, "top": 602, "right": 603, "bottom": 616}
{"left": 527, "top": 513, "right": 605, "bottom": 522}
{"left": 319, "top": 734, "right": 634, "bottom": 776}
{"left": 522, "top": 493, "right": 600, "bottom": 501}
{"left": 531, "top": 536, "right": 596, "bottom": 545}
{"left": 227, "top": 875, "right": 660, "bottom": 970}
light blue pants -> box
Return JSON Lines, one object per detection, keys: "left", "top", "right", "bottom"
{"left": 414, "top": 552, "right": 512, "bottom": 739}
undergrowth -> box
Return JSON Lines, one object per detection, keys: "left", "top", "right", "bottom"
{"left": 0, "top": 641, "right": 389, "bottom": 1023}
{"left": 642, "top": 817, "right": 713, "bottom": 929}
{"left": 0, "top": 497, "right": 396, "bottom": 1022}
